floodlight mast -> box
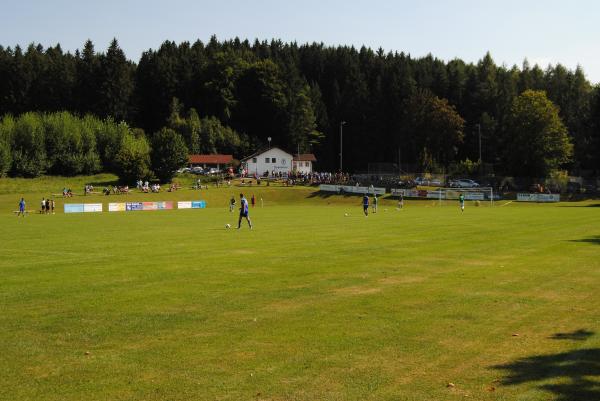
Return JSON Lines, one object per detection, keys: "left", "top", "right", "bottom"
{"left": 339, "top": 121, "right": 346, "bottom": 172}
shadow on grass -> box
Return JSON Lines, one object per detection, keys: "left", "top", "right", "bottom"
{"left": 569, "top": 236, "right": 600, "bottom": 245}
{"left": 492, "top": 331, "right": 599, "bottom": 401}
{"left": 559, "top": 203, "right": 600, "bottom": 207}
{"left": 550, "top": 329, "right": 595, "bottom": 341}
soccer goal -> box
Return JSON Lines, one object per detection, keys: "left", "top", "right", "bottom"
{"left": 431, "top": 187, "right": 495, "bottom": 207}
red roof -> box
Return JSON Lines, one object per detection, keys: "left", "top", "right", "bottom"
{"left": 189, "top": 154, "right": 233, "bottom": 164}
{"left": 293, "top": 153, "right": 317, "bottom": 162}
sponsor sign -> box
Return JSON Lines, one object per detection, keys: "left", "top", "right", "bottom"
{"left": 177, "top": 201, "right": 192, "bottom": 209}
{"left": 156, "top": 201, "right": 173, "bottom": 210}
{"left": 64, "top": 204, "right": 84, "bottom": 213}
{"left": 83, "top": 203, "right": 103, "bottom": 213}
{"left": 391, "top": 188, "right": 486, "bottom": 200}
{"left": 517, "top": 193, "right": 560, "bottom": 202}
{"left": 126, "top": 202, "right": 143, "bottom": 211}
{"left": 142, "top": 202, "right": 157, "bottom": 211}
{"left": 108, "top": 203, "right": 126, "bottom": 212}
{"left": 319, "top": 184, "right": 339, "bottom": 192}
{"left": 465, "top": 193, "right": 485, "bottom": 201}
{"left": 64, "top": 203, "right": 102, "bottom": 213}
{"left": 321, "top": 185, "right": 385, "bottom": 195}
{"left": 191, "top": 201, "right": 206, "bottom": 209}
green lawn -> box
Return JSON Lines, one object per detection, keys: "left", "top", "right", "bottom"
{"left": 1, "top": 179, "right": 599, "bottom": 401}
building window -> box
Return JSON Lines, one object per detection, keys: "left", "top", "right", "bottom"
{"left": 252, "top": 157, "right": 257, "bottom": 163}
{"left": 265, "top": 157, "right": 270, "bottom": 163}
{"left": 272, "top": 158, "right": 276, "bottom": 163}
{"left": 305, "top": 162, "right": 309, "bottom": 167}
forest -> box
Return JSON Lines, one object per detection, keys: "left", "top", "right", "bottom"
{"left": 0, "top": 36, "right": 598, "bottom": 179}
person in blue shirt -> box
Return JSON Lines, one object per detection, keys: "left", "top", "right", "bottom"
{"left": 18, "top": 198, "right": 26, "bottom": 217}
{"left": 363, "top": 194, "right": 369, "bottom": 217}
{"left": 237, "top": 193, "right": 253, "bottom": 229}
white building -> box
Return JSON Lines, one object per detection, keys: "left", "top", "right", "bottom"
{"left": 293, "top": 154, "right": 317, "bottom": 174}
{"left": 241, "top": 147, "right": 293, "bottom": 177}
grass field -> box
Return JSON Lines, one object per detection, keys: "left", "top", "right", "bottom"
{"left": 1, "top": 177, "right": 599, "bottom": 401}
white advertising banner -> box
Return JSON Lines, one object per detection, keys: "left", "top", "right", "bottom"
{"left": 177, "top": 201, "right": 192, "bottom": 209}
{"left": 83, "top": 203, "right": 103, "bottom": 213}
{"left": 517, "top": 193, "right": 560, "bottom": 202}
{"left": 319, "top": 184, "right": 339, "bottom": 192}
{"left": 320, "top": 184, "right": 385, "bottom": 195}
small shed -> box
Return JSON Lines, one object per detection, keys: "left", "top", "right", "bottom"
{"left": 293, "top": 154, "right": 317, "bottom": 174}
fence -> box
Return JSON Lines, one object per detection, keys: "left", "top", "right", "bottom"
{"left": 347, "top": 173, "right": 599, "bottom": 195}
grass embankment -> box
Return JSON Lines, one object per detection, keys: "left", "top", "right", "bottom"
{"left": 1, "top": 175, "right": 599, "bottom": 400}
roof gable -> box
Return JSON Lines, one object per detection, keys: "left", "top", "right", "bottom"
{"left": 189, "top": 154, "right": 233, "bottom": 164}
{"left": 241, "top": 147, "right": 293, "bottom": 161}
{"left": 293, "top": 153, "right": 317, "bottom": 162}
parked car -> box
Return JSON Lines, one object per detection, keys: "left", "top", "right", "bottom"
{"left": 414, "top": 177, "right": 430, "bottom": 186}
{"left": 208, "top": 168, "right": 221, "bottom": 175}
{"left": 177, "top": 167, "right": 191, "bottom": 174}
{"left": 450, "top": 179, "right": 480, "bottom": 188}
{"left": 191, "top": 167, "right": 204, "bottom": 175}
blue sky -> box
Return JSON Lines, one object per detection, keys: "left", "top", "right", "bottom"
{"left": 2, "top": 0, "right": 599, "bottom": 83}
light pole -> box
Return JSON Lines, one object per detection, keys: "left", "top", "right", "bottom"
{"left": 267, "top": 136, "right": 272, "bottom": 150}
{"left": 475, "top": 123, "right": 483, "bottom": 177}
{"left": 339, "top": 121, "right": 346, "bottom": 172}
{"left": 476, "top": 124, "right": 482, "bottom": 163}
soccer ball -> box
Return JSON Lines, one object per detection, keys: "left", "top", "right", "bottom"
{"left": 225, "top": 224, "right": 231, "bottom": 229}
{"left": 344, "top": 213, "right": 349, "bottom": 217}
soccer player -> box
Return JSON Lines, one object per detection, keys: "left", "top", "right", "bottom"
{"left": 459, "top": 193, "right": 465, "bottom": 212}
{"left": 398, "top": 194, "right": 404, "bottom": 209}
{"left": 238, "top": 193, "right": 253, "bottom": 229}
{"left": 18, "top": 198, "right": 26, "bottom": 217}
{"left": 363, "top": 194, "right": 369, "bottom": 217}
{"left": 372, "top": 194, "right": 378, "bottom": 213}
{"left": 41, "top": 198, "right": 46, "bottom": 214}
{"left": 229, "top": 195, "right": 236, "bottom": 212}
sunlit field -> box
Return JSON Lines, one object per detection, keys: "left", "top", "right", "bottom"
{"left": 1, "top": 180, "right": 599, "bottom": 401}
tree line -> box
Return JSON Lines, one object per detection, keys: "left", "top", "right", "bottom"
{"left": 1, "top": 36, "right": 599, "bottom": 177}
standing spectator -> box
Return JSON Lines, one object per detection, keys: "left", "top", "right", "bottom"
{"left": 251, "top": 194, "right": 256, "bottom": 208}
{"left": 18, "top": 198, "right": 26, "bottom": 217}
{"left": 372, "top": 194, "right": 378, "bottom": 213}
